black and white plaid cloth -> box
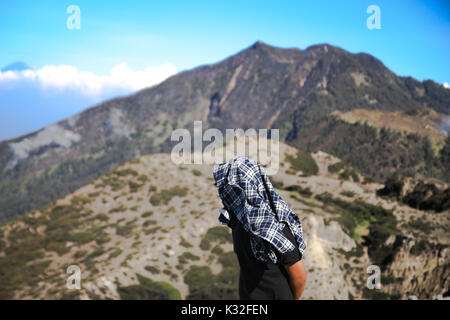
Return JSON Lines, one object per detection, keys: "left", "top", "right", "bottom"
{"left": 213, "top": 156, "right": 306, "bottom": 263}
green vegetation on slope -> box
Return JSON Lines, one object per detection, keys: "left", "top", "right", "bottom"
{"left": 295, "top": 116, "right": 447, "bottom": 183}
{"left": 117, "top": 274, "right": 181, "bottom": 300}
{"left": 377, "top": 176, "right": 450, "bottom": 213}
{"left": 284, "top": 185, "right": 313, "bottom": 197}
{"left": 286, "top": 150, "right": 319, "bottom": 176}
{"left": 1, "top": 42, "right": 449, "bottom": 226}
{"left": 184, "top": 226, "right": 239, "bottom": 299}
{"left": 0, "top": 190, "right": 123, "bottom": 299}
{"left": 0, "top": 137, "right": 146, "bottom": 224}
{"left": 184, "top": 251, "right": 239, "bottom": 300}
{"left": 150, "top": 186, "right": 188, "bottom": 206}
{"left": 328, "top": 161, "right": 360, "bottom": 182}
{"left": 199, "top": 226, "right": 232, "bottom": 250}
{"left": 315, "top": 192, "right": 399, "bottom": 269}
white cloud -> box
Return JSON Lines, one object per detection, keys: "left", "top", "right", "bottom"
{"left": 0, "top": 70, "right": 20, "bottom": 81}
{"left": 0, "top": 62, "right": 177, "bottom": 96}
{"left": 443, "top": 82, "right": 449, "bottom": 89}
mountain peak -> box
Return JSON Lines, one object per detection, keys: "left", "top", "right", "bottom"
{"left": 1, "top": 61, "right": 32, "bottom": 72}
{"left": 238, "top": 40, "right": 298, "bottom": 59}
{"left": 0, "top": 41, "right": 449, "bottom": 224}
{"left": 250, "top": 40, "right": 268, "bottom": 49}
{"left": 243, "top": 40, "right": 274, "bottom": 53}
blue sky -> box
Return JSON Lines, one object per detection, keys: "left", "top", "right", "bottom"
{"left": 0, "top": 0, "right": 449, "bottom": 140}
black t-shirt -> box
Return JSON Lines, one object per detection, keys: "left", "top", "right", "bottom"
{"left": 231, "top": 220, "right": 302, "bottom": 300}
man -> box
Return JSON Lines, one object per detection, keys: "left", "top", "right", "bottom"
{"left": 213, "top": 156, "right": 307, "bottom": 300}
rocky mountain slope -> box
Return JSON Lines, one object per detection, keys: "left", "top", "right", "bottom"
{"left": 0, "top": 138, "right": 447, "bottom": 300}
{"left": 1, "top": 41, "right": 449, "bottom": 223}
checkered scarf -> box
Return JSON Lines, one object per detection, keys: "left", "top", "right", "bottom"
{"left": 213, "top": 156, "right": 306, "bottom": 263}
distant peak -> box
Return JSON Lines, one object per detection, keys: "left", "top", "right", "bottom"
{"left": 1, "top": 61, "right": 32, "bottom": 72}
{"left": 252, "top": 40, "right": 265, "bottom": 46}
{"left": 250, "top": 40, "right": 270, "bottom": 50}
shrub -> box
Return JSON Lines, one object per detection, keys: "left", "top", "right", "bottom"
{"left": 336, "top": 245, "right": 364, "bottom": 259}
{"left": 179, "top": 236, "right": 193, "bottom": 248}
{"left": 270, "top": 179, "right": 284, "bottom": 189}
{"left": 184, "top": 264, "right": 238, "bottom": 300}
{"left": 84, "top": 246, "right": 105, "bottom": 260}
{"left": 74, "top": 250, "right": 88, "bottom": 259}
{"left": 363, "top": 176, "right": 375, "bottom": 184}
{"left": 143, "top": 219, "right": 157, "bottom": 227}
{"left": 108, "top": 248, "right": 123, "bottom": 259}
{"left": 211, "top": 245, "right": 224, "bottom": 256}
{"left": 284, "top": 185, "right": 312, "bottom": 197}
{"left": 114, "top": 168, "right": 139, "bottom": 177}
{"left": 402, "top": 183, "right": 450, "bottom": 212}
{"left": 128, "top": 181, "right": 143, "bottom": 193}
{"left": 150, "top": 186, "right": 188, "bottom": 206}
{"left": 339, "top": 168, "right": 359, "bottom": 182}
{"left": 328, "top": 161, "right": 346, "bottom": 174}
{"left": 178, "top": 252, "right": 200, "bottom": 265}
{"left": 109, "top": 204, "right": 127, "bottom": 213}
{"left": 137, "top": 175, "right": 148, "bottom": 182}
{"left": 340, "top": 190, "right": 356, "bottom": 197}
{"left": 378, "top": 177, "right": 450, "bottom": 213}
{"left": 118, "top": 274, "right": 181, "bottom": 300}
{"left": 145, "top": 266, "right": 161, "bottom": 274}
{"left": 116, "top": 220, "right": 137, "bottom": 238}
{"left": 130, "top": 205, "right": 140, "bottom": 212}
{"left": 144, "top": 226, "right": 161, "bottom": 235}
{"left": 217, "top": 251, "right": 238, "bottom": 269}
{"left": 69, "top": 231, "right": 96, "bottom": 245}
{"left": 407, "top": 218, "right": 432, "bottom": 234}
{"left": 376, "top": 175, "right": 404, "bottom": 198}
{"left": 200, "top": 226, "right": 232, "bottom": 250}
{"left": 94, "top": 213, "right": 109, "bottom": 222}
{"left": 286, "top": 150, "right": 319, "bottom": 175}
{"left": 141, "top": 211, "right": 154, "bottom": 218}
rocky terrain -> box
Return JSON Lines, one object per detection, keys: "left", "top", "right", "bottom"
{"left": 0, "top": 137, "right": 447, "bottom": 300}
{"left": 1, "top": 41, "right": 448, "bottom": 223}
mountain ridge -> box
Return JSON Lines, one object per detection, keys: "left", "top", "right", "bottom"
{"left": 0, "top": 41, "right": 448, "bottom": 223}
{"left": 1, "top": 137, "right": 447, "bottom": 300}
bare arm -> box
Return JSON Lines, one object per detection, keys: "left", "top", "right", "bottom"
{"left": 284, "top": 259, "right": 307, "bottom": 300}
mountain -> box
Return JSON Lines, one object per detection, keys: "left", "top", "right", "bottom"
{"left": 0, "top": 41, "right": 449, "bottom": 223}
{"left": 1, "top": 61, "right": 32, "bottom": 72}
{"left": 1, "top": 137, "right": 447, "bottom": 299}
